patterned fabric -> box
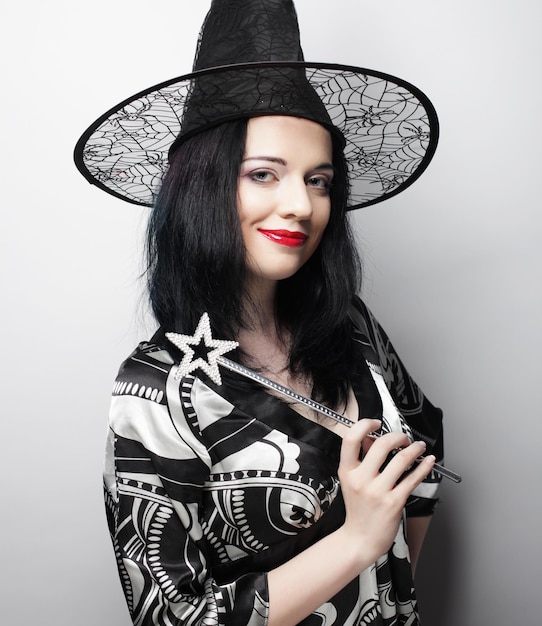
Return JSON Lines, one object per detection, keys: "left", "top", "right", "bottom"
{"left": 104, "top": 298, "right": 443, "bottom": 625}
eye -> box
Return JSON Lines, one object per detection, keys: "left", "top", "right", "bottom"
{"left": 247, "top": 170, "right": 277, "bottom": 183}
{"left": 307, "top": 175, "right": 332, "bottom": 193}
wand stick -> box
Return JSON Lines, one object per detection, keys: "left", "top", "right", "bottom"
{"left": 218, "top": 355, "right": 462, "bottom": 483}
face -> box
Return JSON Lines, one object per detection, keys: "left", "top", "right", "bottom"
{"left": 237, "top": 116, "right": 333, "bottom": 289}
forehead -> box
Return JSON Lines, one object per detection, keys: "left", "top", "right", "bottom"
{"left": 245, "top": 115, "right": 333, "bottom": 159}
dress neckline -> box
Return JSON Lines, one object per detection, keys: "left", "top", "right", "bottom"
{"left": 216, "top": 338, "right": 383, "bottom": 469}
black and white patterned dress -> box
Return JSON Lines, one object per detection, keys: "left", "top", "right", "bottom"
{"left": 104, "top": 297, "right": 443, "bottom": 625}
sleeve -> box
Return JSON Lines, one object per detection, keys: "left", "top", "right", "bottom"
{"left": 350, "top": 297, "right": 444, "bottom": 517}
{"left": 103, "top": 343, "right": 269, "bottom": 626}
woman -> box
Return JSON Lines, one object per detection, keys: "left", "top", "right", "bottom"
{"left": 76, "top": 1, "right": 445, "bottom": 624}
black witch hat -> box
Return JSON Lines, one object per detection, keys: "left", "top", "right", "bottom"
{"left": 74, "top": 0, "right": 438, "bottom": 210}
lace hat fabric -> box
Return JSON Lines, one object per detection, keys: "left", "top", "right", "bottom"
{"left": 74, "top": 0, "right": 439, "bottom": 210}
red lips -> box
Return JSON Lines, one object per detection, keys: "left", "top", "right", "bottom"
{"left": 258, "top": 229, "right": 308, "bottom": 247}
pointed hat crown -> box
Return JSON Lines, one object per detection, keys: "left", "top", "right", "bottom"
{"left": 172, "top": 0, "right": 340, "bottom": 151}
{"left": 194, "top": 0, "right": 304, "bottom": 67}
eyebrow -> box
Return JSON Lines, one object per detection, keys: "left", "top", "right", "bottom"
{"left": 242, "top": 156, "right": 334, "bottom": 171}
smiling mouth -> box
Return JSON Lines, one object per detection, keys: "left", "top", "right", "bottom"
{"left": 258, "top": 229, "right": 308, "bottom": 247}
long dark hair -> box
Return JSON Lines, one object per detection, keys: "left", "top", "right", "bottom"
{"left": 146, "top": 117, "right": 361, "bottom": 408}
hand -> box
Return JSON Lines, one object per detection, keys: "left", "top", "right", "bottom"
{"left": 338, "top": 419, "right": 435, "bottom": 564}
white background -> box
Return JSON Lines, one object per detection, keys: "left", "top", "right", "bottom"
{"left": 2, "top": 1, "right": 541, "bottom": 624}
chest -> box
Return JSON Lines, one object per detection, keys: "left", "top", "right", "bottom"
{"left": 196, "top": 400, "right": 341, "bottom": 565}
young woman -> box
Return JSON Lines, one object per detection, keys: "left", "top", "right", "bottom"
{"left": 76, "top": 2, "right": 445, "bottom": 624}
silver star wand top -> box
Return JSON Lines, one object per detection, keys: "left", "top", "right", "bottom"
{"left": 166, "top": 313, "right": 239, "bottom": 385}
{"left": 166, "top": 313, "right": 461, "bottom": 483}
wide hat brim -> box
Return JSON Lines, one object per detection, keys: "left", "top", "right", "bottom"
{"left": 74, "top": 61, "right": 438, "bottom": 210}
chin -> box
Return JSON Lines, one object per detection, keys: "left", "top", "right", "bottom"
{"left": 248, "top": 263, "right": 305, "bottom": 283}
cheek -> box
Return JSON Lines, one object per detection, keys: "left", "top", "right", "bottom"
{"left": 237, "top": 217, "right": 252, "bottom": 251}
{"left": 316, "top": 204, "right": 331, "bottom": 236}
{"left": 237, "top": 189, "right": 268, "bottom": 227}
{"left": 307, "top": 209, "right": 331, "bottom": 256}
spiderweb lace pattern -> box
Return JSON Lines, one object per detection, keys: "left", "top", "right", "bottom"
{"left": 75, "top": 62, "right": 437, "bottom": 210}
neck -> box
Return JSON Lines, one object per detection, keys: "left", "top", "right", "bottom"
{"left": 238, "top": 277, "right": 290, "bottom": 375}
{"left": 242, "top": 275, "right": 278, "bottom": 332}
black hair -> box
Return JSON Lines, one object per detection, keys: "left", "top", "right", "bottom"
{"left": 146, "top": 120, "right": 248, "bottom": 341}
{"left": 146, "top": 117, "right": 361, "bottom": 408}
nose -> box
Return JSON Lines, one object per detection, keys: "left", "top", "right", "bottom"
{"left": 278, "top": 176, "right": 313, "bottom": 219}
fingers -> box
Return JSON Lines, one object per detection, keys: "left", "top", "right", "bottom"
{"left": 340, "top": 423, "right": 435, "bottom": 489}
{"left": 371, "top": 436, "right": 436, "bottom": 491}
{"left": 376, "top": 440, "right": 430, "bottom": 487}
{"left": 396, "top": 451, "right": 436, "bottom": 491}
{"left": 355, "top": 430, "right": 413, "bottom": 476}
{"left": 340, "top": 419, "right": 382, "bottom": 471}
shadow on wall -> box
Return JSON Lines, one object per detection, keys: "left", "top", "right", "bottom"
{"left": 415, "top": 504, "right": 459, "bottom": 625}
